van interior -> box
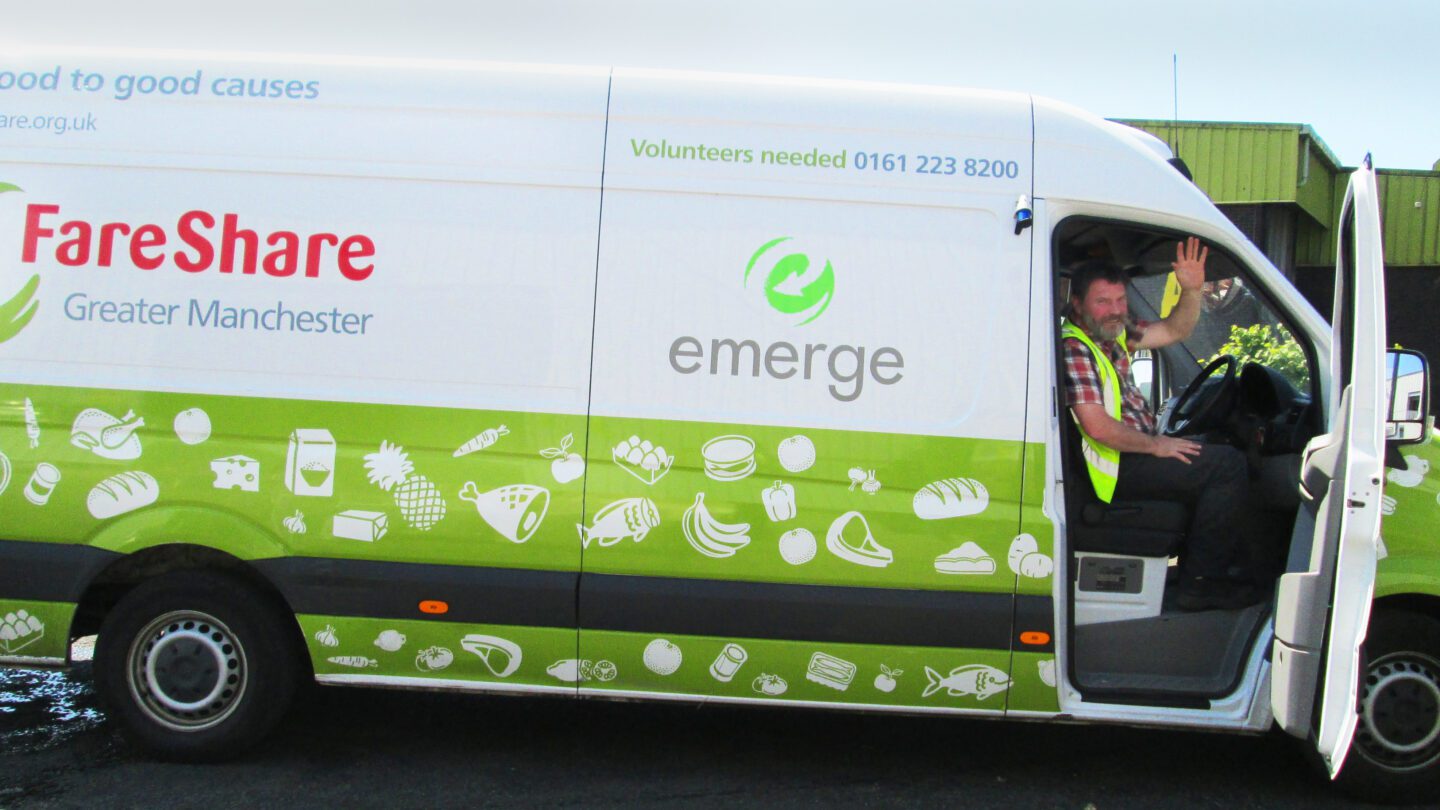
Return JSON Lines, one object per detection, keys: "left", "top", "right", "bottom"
{"left": 1052, "top": 218, "right": 1321, "bottom": 706}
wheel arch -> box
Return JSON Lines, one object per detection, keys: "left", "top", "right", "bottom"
{"left": 1372, "top": 593, "right": 1440, "bottom": 627}
{"left": 70, "top": 543, "right": 308, "bottom": 678}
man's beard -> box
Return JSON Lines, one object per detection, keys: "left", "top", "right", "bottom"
{"left": 1079, "top": 310, "right": 1126, "bottom": 341}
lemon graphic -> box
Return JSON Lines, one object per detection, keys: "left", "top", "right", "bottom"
{"left": 744, "top": 237, "right": 835, "bottom": 326}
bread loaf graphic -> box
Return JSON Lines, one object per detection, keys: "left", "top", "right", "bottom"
{"left": 912, "top": 478, "right": 988, "bottom": 520}
{"left": 87, "top": 471, "right": 159, "bottom": 519}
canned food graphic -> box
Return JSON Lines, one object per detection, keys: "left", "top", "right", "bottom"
{"left": 709, "top": 643, "right": 748, "bottom": 682}
{"left": 24, "top": 463, "right": 60, "bottom": 506}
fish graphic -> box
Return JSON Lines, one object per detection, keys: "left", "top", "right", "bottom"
{"left": 577, "top": 497, "right": 660, "bottom": 548}
{"left": 922, "top": 664, "right": 1011, "bottom": 700}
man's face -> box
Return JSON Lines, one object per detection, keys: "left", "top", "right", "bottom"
{"left": 1073, "top": 277, "right": 1128, "bottom": 341}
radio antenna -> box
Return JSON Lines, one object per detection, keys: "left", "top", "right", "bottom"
{"left": 1164, "top": 55, "right": 1193, "bottom": 180}
{"left": 1171, "top": 54, "right": 1180, "bottom": 161}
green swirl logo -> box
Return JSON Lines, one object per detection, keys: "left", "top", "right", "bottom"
{"left": 0, "top": 183, "right": 39, "bottom": 346}
{"left": 744, "top": 237, "right": 834, "bottom": 326}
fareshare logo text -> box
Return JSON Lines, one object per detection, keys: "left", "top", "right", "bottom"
{"left": 0, "top": 183, "right": 40, "bottom": 346}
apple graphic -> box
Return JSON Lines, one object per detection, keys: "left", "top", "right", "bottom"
{"left": 874, "top": 664, "right": 902, "bottom": 693}
{"left": 643, "top": 638, "right": 683, "bottom": 675}
{"left": 541, "top": 433, "right": 585, "bottom": 484}
{"left": 173, "top": 407, "right": 212, "bottom": 445}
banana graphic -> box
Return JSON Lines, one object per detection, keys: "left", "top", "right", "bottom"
{"left": 682, "top": 492, "right": 751, "bottom": 558}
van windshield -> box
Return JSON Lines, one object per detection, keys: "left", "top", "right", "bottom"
{"left": 1128, "top": 272, "right": 1310, "bottom": 391}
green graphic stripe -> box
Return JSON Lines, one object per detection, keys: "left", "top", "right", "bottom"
{"left": 0, "top": 599, "right": 75, "bottom": 662}
{"left": 0, "top": 382, "right": 1049, "bottom": 595}
{"left": 580, "top": 629, "right": 1041, "bottom": 712}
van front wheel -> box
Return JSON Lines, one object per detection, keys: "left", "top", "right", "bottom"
{"left": 1336, "top": 611, "right": 1440, "bottom": 804}
{"left": 93, "top": 571, "right": 300, "bottom": 761}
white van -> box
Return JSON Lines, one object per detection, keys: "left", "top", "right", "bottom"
{"left": 0, "top": 51, "right": 1435, "bottom": 802}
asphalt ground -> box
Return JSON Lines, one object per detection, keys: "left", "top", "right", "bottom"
{"left": 0, "top": 652, "right": 1393, "bottom": 810}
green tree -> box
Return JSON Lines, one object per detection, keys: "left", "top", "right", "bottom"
{"left": 1204, "top": 323, "right": 1310, "bottom": 388}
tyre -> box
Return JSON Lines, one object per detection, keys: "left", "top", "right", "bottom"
{"left": 93, "top": 570, "right": 301, "bottom": 761}
{"left": 1335, "top": 610, "right": 1440, "bottom": 804}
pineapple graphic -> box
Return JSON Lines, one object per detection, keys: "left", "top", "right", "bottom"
{"left": 364, "top": 441, "right": 447, "bottom": 530}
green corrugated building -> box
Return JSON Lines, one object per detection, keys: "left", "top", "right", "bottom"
{"left": 1118, "top": 119, "right": 1440, "bottom": 407}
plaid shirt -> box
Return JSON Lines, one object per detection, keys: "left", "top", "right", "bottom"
{"left": 1063, "top": 323, "right": 1158, "bottom": 436}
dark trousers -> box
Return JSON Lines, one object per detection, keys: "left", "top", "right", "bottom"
{"left": 1114, "top": 443, "right": 1249, "bottom": 579}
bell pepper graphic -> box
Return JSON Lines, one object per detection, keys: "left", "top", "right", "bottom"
{"left": 761, "top": 480, "right": 797, "bottom": 522}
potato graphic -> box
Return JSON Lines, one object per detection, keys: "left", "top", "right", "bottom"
{"left": 1007, "top": 533, "right": 1039, "bottom": 575}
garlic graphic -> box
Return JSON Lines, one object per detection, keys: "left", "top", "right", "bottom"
{"left": 314, "top": 624, "right": 339, "bottom": 647}
{"left": 283, "top": 510, "right": 307, "bottom": 535}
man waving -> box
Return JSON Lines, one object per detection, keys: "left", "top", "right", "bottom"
{"left": 1062, "top": 237, "right": 1257, "bottom": 611}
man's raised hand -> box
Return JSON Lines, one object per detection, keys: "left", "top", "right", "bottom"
{"left": 1173, "top": 236, "right": 1208, "bottom": 293}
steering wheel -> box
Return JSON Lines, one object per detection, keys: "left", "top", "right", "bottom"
{"left": 1166, "top": 355, "right": 1238, "bottom": 436}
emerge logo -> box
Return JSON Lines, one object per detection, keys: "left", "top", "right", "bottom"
{"left": 744, "top": 237, "right": 834, "bottom": 326}
{"left": 668, "top": 235, "right": 904, "bottom": 403}
{"left": 0, "top": 183, "right": 39, "bottom": 346}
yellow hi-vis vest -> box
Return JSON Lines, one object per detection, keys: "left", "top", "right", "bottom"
{"left": 1061, "top": 319, "right": 1124, "bottom": 503}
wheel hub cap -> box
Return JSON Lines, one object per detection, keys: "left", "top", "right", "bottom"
{"left": 127, "top": 611, "right": 247, "bottom": 732}
{"left": 1358, "top": 653, "right": 1440, "bottom": 771}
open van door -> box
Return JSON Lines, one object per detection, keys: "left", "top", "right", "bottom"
{"left": 1271, "top": 159, "right": 1387, "bottom": 777}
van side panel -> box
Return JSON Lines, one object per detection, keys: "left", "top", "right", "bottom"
{"left": 577, "top": 72, "right": 1046, "bottom": 711}
{"left": 0, "top": 55, "right": 609, "bottom": 687}
{"left": 1375, "top": 430, "right": 1440, "bottom": 600}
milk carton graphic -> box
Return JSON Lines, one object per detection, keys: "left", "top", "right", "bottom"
{"left": 286, "top": 429, "right": 336, "bottom": 497}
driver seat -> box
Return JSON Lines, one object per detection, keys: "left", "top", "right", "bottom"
{"left": 1065, "top": 418, "right": 1189, "bottom": 623}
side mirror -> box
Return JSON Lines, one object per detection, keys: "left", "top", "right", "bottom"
{"left": 1131, "top": 352, "right": 1154, "bottom": 402}
{"left": 1384, "top": 349, "right": 1430, "bottom": 445}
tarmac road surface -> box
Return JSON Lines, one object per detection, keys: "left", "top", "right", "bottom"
{"left": 0, "top": 660, "right": 1391, "bottom": 809}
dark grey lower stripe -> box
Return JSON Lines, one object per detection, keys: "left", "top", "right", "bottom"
{"left": 254, "top": 557, "right": 579, "bottom": 628}
{"left": 0, "top": 539, "right": 120, "bottom": 602}
{"left": 7, "top": 545, "right": 1052, "bottom": 654}
{"left": 581, "top": 573, "right": 1033, "bottom": 651}
{"left": 1014, "top": 594, "right": 1056, "bottom": 652}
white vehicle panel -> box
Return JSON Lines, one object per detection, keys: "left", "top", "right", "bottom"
{"left": 593, "top": 72, "right": 1033, "bottom": 440}
{"left": 0, "top": 55, "right": 610, "bottom": 415}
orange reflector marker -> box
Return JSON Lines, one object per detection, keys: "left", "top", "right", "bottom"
{"left": 419, "top": 600, "right": 449, "bottom": 615}
{"left": 1019, "top": 631, "right": 1051, "bottom": 646}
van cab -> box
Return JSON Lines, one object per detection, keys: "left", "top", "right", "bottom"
{"left": 0, "top": 51, "right": 1435, "bottom": 802}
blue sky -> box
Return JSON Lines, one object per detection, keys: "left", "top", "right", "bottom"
{"left": 6, "top": 0, "right": 1437, "bottom": 170}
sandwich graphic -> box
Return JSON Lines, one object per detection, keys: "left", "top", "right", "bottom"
{"left": 933, "top": 541, "right": 996, "bottom": 575}
{"left": 701, "top": 435, "right": 756, "bottom": 482}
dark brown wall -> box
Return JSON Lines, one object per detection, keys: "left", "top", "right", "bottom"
{"left": 1295, "top": 264, "right": 1440, "bottom": 416}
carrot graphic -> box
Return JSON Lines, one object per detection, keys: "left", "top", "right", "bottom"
{"left": 453, "top": 425, "right": 509, "bottom": 457}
